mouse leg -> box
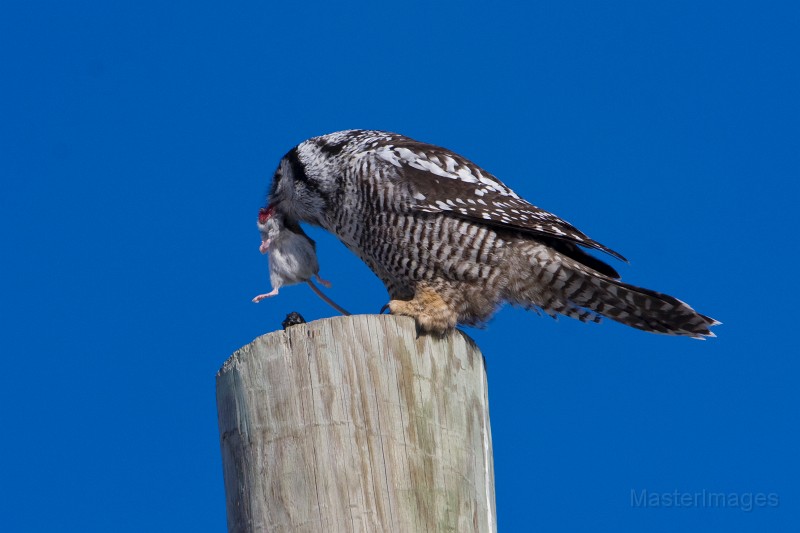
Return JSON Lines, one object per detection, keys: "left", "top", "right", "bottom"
{"left": 252, "top": 288, "right": 279, "bottom": 303}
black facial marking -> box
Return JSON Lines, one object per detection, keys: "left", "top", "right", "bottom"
{"left": 316, "top": 137, "right": 348, "bottom": 157}
{"left": 285, "top": 147, "right": 308, "bottom": 183}
{"left": 286, "top": 146, "right": 329, "bottom": 205}
{"left": 268, "top": 164, "right": 283, "bottom": 198}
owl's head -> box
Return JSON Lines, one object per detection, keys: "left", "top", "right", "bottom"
{"left": 267, "top": 139, "right": 342, "bottom": 228}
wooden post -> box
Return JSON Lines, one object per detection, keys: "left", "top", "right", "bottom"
{"left": 216, "top": 314, "right": 496, "bottom": 532}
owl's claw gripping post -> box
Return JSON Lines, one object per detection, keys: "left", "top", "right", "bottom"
{"left": 386, "top": 286, "right": 457, "bottom": 335}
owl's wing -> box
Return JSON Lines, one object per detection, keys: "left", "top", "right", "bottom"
{"left": 372, "top": 141, "right": 628, "bottom": 264}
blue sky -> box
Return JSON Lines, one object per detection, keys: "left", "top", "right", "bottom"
{"left": 1, "top": 1, "right": 797, "bottom": 531}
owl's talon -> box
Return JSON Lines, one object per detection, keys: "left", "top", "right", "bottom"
{"left": 379, "top": 303, "right": 390, "bottom": 314}
{"left": 385, "top": 287, "right": 457, "bottom": 334}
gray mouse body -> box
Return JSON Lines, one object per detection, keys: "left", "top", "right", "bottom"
{"left": 253, "top": 214, "right": 329, "bottom": 302}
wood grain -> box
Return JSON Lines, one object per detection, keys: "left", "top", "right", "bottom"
{"left": 217, "top": 314, "right": 495, "bottom": 532}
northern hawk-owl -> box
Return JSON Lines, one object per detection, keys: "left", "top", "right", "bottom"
{"left": 262, "top": 129, "right": 718, "bottom": 338}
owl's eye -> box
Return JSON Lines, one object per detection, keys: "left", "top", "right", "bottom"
{"left": 258, "top": 206, "right": 274, "bottom": 224}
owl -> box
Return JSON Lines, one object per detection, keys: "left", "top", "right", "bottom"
{"left": 263, "top": 129, "right": 718, "bottom": 338}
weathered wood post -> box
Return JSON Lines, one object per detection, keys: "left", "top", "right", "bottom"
{"left": 216, "top": 314, "right": 496, "bottom": 532}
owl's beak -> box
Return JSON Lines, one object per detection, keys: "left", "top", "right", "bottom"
{"left": 259, "top": 237, "right": 272, "bottom": 254}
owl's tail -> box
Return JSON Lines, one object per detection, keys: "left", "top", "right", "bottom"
{"left": 576, "top": 276, "right": 719, "bottom": 338}
{"left": 511, "top": 245, "right": 720, "bottom": 338}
